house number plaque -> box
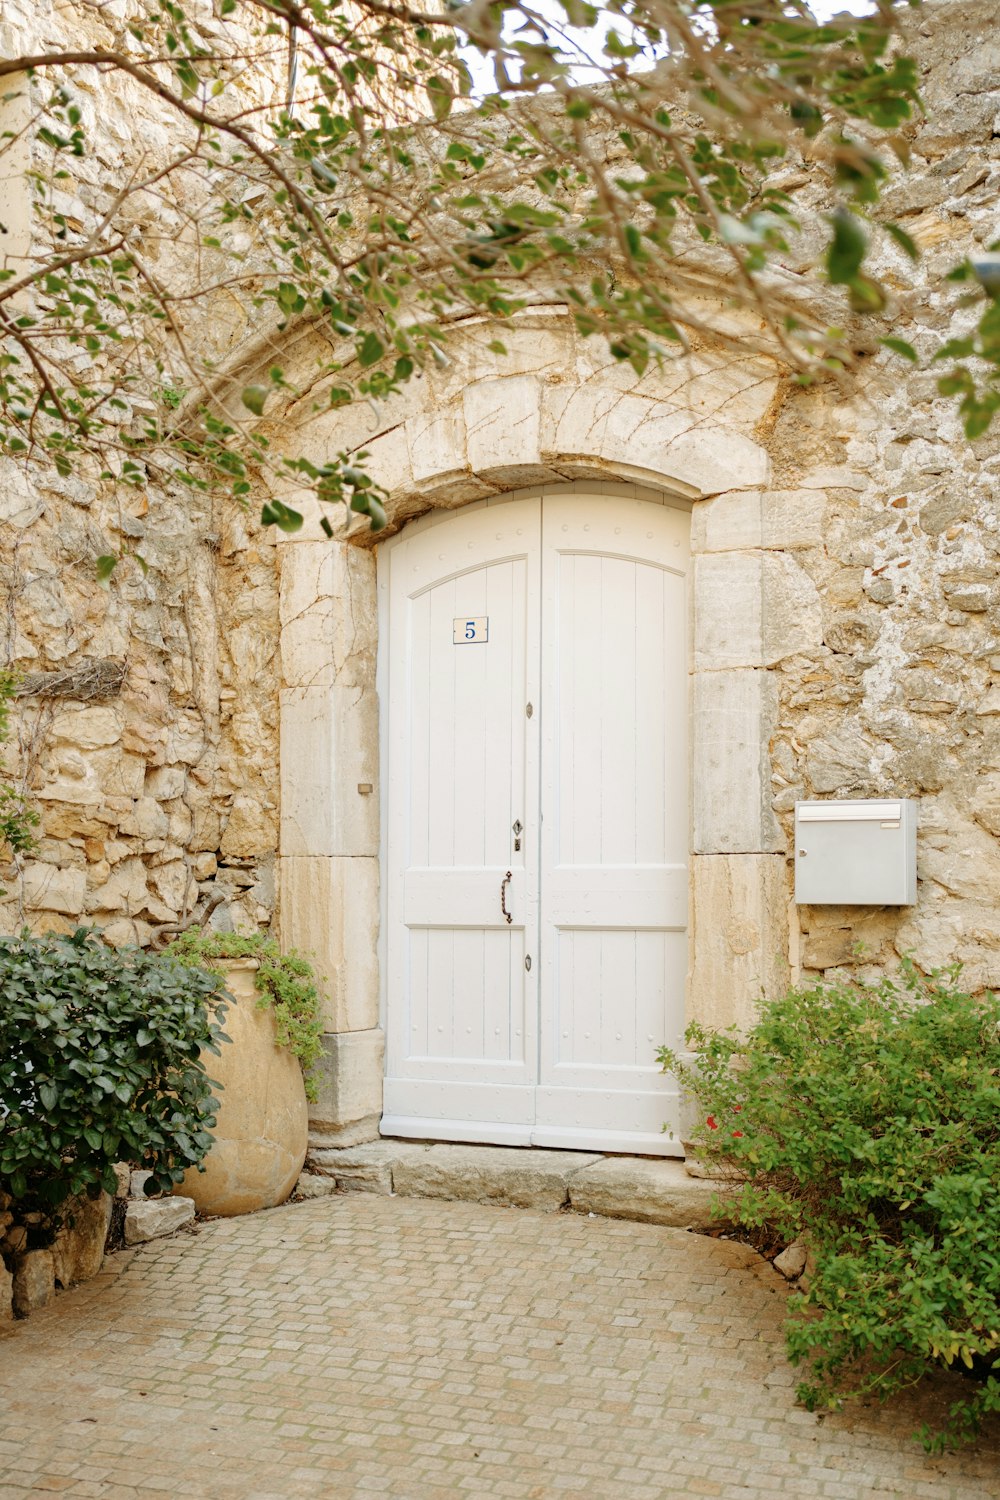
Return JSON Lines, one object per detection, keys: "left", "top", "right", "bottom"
{"left": 453, "top": 616, "right": 489, "bottom": 644}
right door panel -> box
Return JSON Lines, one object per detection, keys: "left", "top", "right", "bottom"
{"left": 535, "top": 493, "right": 689, "bottom": 1153}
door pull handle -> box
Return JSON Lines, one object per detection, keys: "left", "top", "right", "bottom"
{"left": 500, "top": 870, "right": 513, "bottom": 925}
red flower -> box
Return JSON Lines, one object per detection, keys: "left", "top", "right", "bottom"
{"left": 732, "top": 1105, "right": 742, "bottom": 1113}
{"left": 732, "top": 1130, "right": 744, "bottom": 1138}
{"left": 706, "top": 1115, "right": 718, "bottom": 1130}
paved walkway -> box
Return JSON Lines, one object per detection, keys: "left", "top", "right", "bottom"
{"left": 0, "top": 1195, "right": 998, "bottom": 1500}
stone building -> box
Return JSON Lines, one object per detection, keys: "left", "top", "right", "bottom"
{"left": 2, "top": 0, "right": 999, "bottom": 1157}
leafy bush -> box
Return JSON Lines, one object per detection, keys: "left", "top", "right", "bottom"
{"left": 659, "top": 962, "right": 1000, "bottom": 1452}
{"left": 162, "top": 930, "right": 323, "bottom": 1100}
{"left": 0, "top": 929, "right": 228, "bottom": 1211}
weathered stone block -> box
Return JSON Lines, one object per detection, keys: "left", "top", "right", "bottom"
{"left": 307, "top": 1027, "right": 385, "bottom": 1145}
{"left": 692, "top": 671, "right": 782, "bottom": 854}
{"left": 694, "top": 553, "right": 762, "bottom": 670}
{"left": 308, "top": 1140, "right": 429, "bottom": 1194}
{"left": 692, "top": 488, "right": 825, "bottom": 554}
{"left": 690, "top": 489, "right": 763, "bottom": 553}
{"left": 279, "top": 856, "right": 379, "bottom": 1033}
{"left": 279, "top": 542, "right": 376, "bottom": 692}
{"left": 49, "top": 705, "right": 123, "bottom": 748}
{"left": 124, "top": 1196, "right": 195, "bottom": 1245}
{"left": 405, "top": 408, "right": 468, "bottom": 487}
{"left": 694, "top": 553, "right": 822, "bottom": 670}
{"left": 279, "top": 685, "right": 378, "bottom": 858}
{"left": 51, "top": 1190, "right": 112, "bottom": 1287}
{"left": 12, "top": 1250, "right": 55, "bottom": 1315}
{"left": 0, "top": 1263, "right": 12, "bottom": 1321}
{"left": 294, "top": 1172, "right": 337, "bottom": 1199}
{"left": 465, "top": 374, "right": 544, "bottom": 484}
{"left": 761, "top": 554, "right": 823, "bottom": 664}
{"left": 391, "top": 1145, "right": 601, "bottom": 1211}
{"left": 21, "top": 862, "right": 86, "bottom": 916}
{"left": 568, "top": 1157, "right": 727, "bottom": 1230}
{"left": 220, "top": 792, "right": 276, "bottom": 859}
{"left": 144, "top": 765, "right": 186, "bottom": 800}
{"left": 687, "top": 854, "right": 790, "bottom": 1032}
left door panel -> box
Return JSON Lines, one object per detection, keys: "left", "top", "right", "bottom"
{"left": 382, "top": 501, "right": 541, "bottom": 1142}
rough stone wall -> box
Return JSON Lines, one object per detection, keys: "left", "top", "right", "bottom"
{"left": 0, "top": 0, "right": 282, "bottom": 941}
{"left": 762, "top": 0, "right": 1000, "bottom": 989}
{"left": 0, "top": 463, "right": 280, "bottom": 942}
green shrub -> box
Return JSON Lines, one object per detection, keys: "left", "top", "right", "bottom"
{"left": 162, "top": 930, "right": 323, "bottom": 1100}
{"left": 659, "top": 961, "right": 1000, "bottom": 1452}
{"left": 0, "top": 929, "right": 228, "bottom": 1211}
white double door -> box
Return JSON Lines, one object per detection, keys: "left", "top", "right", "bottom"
{"left": 381, "top": 490, "right": 689, "bottom": 1155}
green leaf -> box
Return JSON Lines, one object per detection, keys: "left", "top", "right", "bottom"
{"left": 358, "top": 332, "right": 384, "bottom": 369}
{"left": 881, "top": 337, "right": 918, "bottom": 362}
{"left": 885, "top": 222, "right": 919, "bottom": 261}
{"left": 260, "top": 500, "right": 304, "bottom": 533}
{"left": 241, "top": 385, "right": 268, "bottom": 417}
{"left": 426, "top": 75, "right": 453, "bottom": 122}
{"left": 95, "top": 555, "right": 119, "bottom": 588}
{"left": 827, "top": 211, "right": 867, "bottom": 286}
{"left": 847, "top": 275, "right": 887, "bottom": 313}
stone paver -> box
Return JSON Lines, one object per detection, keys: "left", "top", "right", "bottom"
{"left": 0, "top": 1195, "right": 997, "bottom": 1499}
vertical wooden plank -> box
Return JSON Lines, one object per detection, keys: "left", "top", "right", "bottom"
{"left": 634, "top": 930, "right": 667, "bottom": 1067}
{"left": 598, "top": 556, "right": 638, "bottom": 866}
{"left": 407, "top": 591, "right": 432, "bottom": 869}
{"left": 635, "top": 562, "right": 667, "bottom": 866}
{"left": 598, "top": 929, "right": 636, "bottom": 1067}
{"left": 406, "top": 927, "right": 429, "bottom": 1059}
{"left": 452, "top": 567, "right": 489, "bottom": 869}
{"left": 426, "top": 577, "right": 457, "bottom": 871}
{"left": 565, "top": 551, "right": 604, "bottom": 866}
{"left": 663, "top": 570, "right": 689, "bottom": 864}
{"left": 451, "top": 927, "right": 484, "bottom": 1058}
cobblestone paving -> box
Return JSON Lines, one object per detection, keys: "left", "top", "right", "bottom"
{"left": 0, "top": 1195, "right": 998, "bottom": 1499}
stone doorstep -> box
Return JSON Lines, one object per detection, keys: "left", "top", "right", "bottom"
{"left": 304, "top": 1141, "right": 732, "bottom": 1231}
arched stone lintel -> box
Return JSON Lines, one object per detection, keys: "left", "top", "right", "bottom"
{"left": 277, "top": 370, "right": 771, "bottom": 547}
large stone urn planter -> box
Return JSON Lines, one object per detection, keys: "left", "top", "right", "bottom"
{"left": 178, "top": 960, "right": 309, "bottom": 1216}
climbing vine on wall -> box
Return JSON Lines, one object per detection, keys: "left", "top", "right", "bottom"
{"left": 0, "top": 670, "right": 38, "bottom": 892}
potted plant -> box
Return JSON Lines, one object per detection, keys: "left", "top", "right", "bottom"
{"left": 162, "top": 932, "right": 323, "bottom": 1217}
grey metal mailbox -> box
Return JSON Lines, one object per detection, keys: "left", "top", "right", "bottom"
{"left": 794, "top": 799, "right": 917, "bottom": 906}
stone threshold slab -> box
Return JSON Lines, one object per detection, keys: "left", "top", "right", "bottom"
{"left": 303, "top": 1140, "right": 730, "bottom": 1231}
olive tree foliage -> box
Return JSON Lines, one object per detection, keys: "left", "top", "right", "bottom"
{"left": 0, "top": 0, "right": 993, "bottom": 548}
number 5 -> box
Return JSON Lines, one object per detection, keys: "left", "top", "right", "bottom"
{"left": 465, "top": 621, "right": 475, "bottom": 639}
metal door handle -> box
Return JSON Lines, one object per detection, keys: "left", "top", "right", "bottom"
{"left": 500, "top": 870, "right": 513, "bottom": 925}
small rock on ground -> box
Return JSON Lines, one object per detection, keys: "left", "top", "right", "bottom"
{"left": 774, "top": 1240, "right": 809, "bottom": 1280}
{"left": 294, "top": 1173, "right": 336, "bottom": 1199}
{"left": 124, "top": 1196, "right": 195, "bottom": 1246}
